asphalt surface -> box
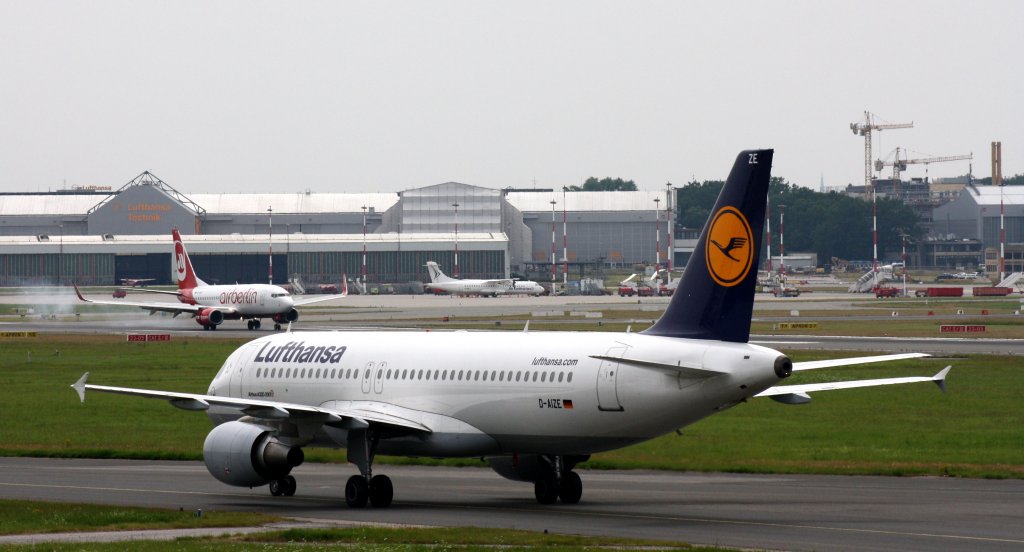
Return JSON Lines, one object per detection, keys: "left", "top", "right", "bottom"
{"left": 1, "top": 458, "right": 1022, "bottom": 552}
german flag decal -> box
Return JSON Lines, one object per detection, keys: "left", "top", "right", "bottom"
{"left": 705, "top": 206, "right": 754, "bottom": 287}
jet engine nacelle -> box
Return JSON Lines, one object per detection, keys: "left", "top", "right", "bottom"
{"left": 202, "top": 421, "right": 304, "bottom": 487}
{"left": 196, "top": 308, "right": 224, "bottom": 327}
{"left": 487, "top": 454, "right": 589, "bottom": 482}
{"left": 272, "top": 309, "right": 299, "bottom": 324}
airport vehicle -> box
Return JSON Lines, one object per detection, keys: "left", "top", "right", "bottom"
{"left": 873, "top": 286, "right": 900, "bottom": 298}
{"left": 425, "top": 262, "right": 545, "bottom": 296}
{"left": 771, "top": 286, "right": 801, "bottom": 297}
{"left": 74, "top": 228, "right": 346, "bottom": 330}
{"left": 111, "top": 288, "right": 127, "bottom": 298}
{"left": 915, "top": 287, "right": 964, "bottom": 298}
{"left": 972, "top": 286, "right": 1013, "bottom": 297}
{"left": 73, "top": 150, "right": 949, "bottom": 509}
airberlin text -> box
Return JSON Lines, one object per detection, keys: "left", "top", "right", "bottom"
{"left": 219, "top": 289, "right": 258, "bottom": 305}
{"left": 254, "top": 341, "right": 347, "bottom": 364}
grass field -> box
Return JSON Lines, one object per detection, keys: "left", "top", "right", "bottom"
{"left": 0, "top": 334, "right": 1020, "bottom": 478}
{"left": 0, "top": 499, "right": 278, "bottom": 535}
{"left": 0, "top": 507, "right": 716, "bottom": 551}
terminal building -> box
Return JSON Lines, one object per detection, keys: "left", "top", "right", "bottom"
{"left": 0, "top": 172, "right": 676, "bottom": 287}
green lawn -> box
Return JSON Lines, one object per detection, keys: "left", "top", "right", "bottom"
{"left": 0, "top": 334, "right": 1020, "bottom": 478}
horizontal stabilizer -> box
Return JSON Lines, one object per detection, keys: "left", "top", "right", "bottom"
{"left": 589, "top": 355, "right": 725, "bottom": 378}
{"left": 756, "top": 366, "right": 952, "bottom": 403}
{"left": 792, "top": 353, "right": 930, "bottom": 371}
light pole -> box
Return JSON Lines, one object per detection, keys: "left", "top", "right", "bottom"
{"left": 550, "top": 199, "right": 557, "bottom": 283}
{"left": 653, "top": 197, "right": 661, "bottom": 272}
{"left": 900, "top": 231, "right": 908, "bottom": 297}
{"left": 562, "top": 188, "right": 568, "bottom": 285}
{"left": 778, "top": 204, "right": 786, "bottom": 283}
{"left": 361, "top": 205, "right": 368, "bottom": 283}
{"left": 452, "top": 202, "right": 460, "bottom": 278}
{"left": 665, "top": 182, "right": 673, "bottom": 272}
{"left": 58, "top": 223, "right": 63, "bottom": 286}
{"left": 267, "top": 206, "right": 273, "bottom": 285}
{"left": 765, "top": 195, "right": 773, "bottom": 274}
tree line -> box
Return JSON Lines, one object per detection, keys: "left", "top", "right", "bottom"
{"left": 675, "top": 177, "right": 921, "bottom": 265}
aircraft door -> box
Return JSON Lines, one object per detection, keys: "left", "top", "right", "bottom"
{"left": 228, "top": 343, "right": 259, "bottom": 398}
{"left": 596, "top": 345, "right": 626, "bottom": 411}
{"left": 374, "top": 362, "right": 386, "bottom": 394}
{"left": 361, "top": 362, "right": 374, "bottom": 394}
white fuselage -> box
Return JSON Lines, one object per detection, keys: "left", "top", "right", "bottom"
{"left": 187, "top": 284, "right": 295, "bottom": 317}
{"left": 207, "top": 331, "right": 784, "bottom": 456}
{"left": 428, "top": 280, "right": 545, "bottom": 296}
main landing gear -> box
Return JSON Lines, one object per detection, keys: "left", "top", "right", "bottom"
{"left": 534, "top": 456, "right": 583, "bottom": 505}
{"left": 246, "top": 319, "right": 262, "bottom": 330}
{"left": 269, "top": 475, "right": 296, "bottom": 496}
{"left": 344, "top": 429, "right": 393, "bottom": 508}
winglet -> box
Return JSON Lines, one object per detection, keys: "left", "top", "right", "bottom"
{"left": 341, "top": 273, "right": 348, "bottom": 297}
{"left": 72, "top": 372, "right": 89, "bottom": 402}
{"left": 73, "top": 283, "right": 89, "bottom": 302}
{"left": 932, "top": 365, "right": 952, "bottom": 393}
{"left": 523, "top": 320, "right": 530, "bottom": 332}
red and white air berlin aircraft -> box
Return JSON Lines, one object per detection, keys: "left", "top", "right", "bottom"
{"left": 74, "top": 228, "right": 346, "bottom": 331}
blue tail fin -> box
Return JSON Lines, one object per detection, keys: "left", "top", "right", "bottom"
{"left": 643, "top": 149, "right": 773, "bottom": 342}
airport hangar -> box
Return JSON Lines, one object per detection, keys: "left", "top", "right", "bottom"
{"left": 0, "top": 172, "right": 679, "bottom": 288}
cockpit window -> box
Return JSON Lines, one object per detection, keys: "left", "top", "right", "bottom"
{"left": 271, "top": 293, "right": 290, "bottom": 298}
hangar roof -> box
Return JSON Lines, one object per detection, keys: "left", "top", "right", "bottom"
{"left": 961, "top": 185, "right": 1024, "bottom": 206}
{"left": 1, "top": 189, "right": 667, "bottom": 216}
{"left": 505, "top": 191, "right": 667, "bottom": 212}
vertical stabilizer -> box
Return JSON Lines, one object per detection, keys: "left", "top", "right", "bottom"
{"left": 643, "top": 150, "right": 773, "bottom": 342}
{"left": 425, "top": 261, "right": 455, "bottom": 283}
{"left": 172, "top": 228, "right": 206, "bottom": 290}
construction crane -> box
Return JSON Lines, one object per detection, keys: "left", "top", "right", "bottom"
{"left": 874, "top": 148, "right": 973, "bottom": 184}
{"left": 850, "top": 111, "right": 913, "bottom": 285}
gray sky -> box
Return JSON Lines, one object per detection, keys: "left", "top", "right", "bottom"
{"left": 1, "top": 1, "right": 1020, "bottom": 194}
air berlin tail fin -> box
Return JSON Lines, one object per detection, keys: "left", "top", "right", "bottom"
{"left": 643, "top": 149, "right": 773, "bottom": 343}
{"left": 171, "top": 228, "right": 206, "bottom": 290}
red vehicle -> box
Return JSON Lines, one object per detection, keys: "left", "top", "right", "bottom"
{"left": 915, "top": 287, "right": 964, "bottom": 298}
{"left": 873, "top": 286, "right": 900, "bottom": 298}
{"left": 618, "top": 286, "right": 654, "bottom": 297}
{"left": 972, "top": 286, "right": 1013, "bottom": 297}
{"left": 111, "top": 288, "right": 127, "bottom": 298}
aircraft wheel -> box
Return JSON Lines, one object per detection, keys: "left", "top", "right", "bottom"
{"left": 345, "top": 475, "right": 369, "bottom": 508}
{"left": 247, "top": 320, "right": 255, "bottom": 330}
{"left": 254, "top": 320, "right": 261, "bottom": 330}
{"left": 274, "top": 323, "right": 282, "bottom": 331}
{"left": 558, "top": 471, "right": 582, "bottom": 504}
{"left": 210, "top": 325, "right": 217, "bottom": 331}
{"left": 534, "top": 476, "right": 559, "bottom": 504}
{"left": 269, "top": 478, "right": 284, "bottom": 496}
{"left": 283, "top": 475, "right": 296, "bottom": 496}
{"left": 369, "top": 474, "right": 393, "bottom": 508}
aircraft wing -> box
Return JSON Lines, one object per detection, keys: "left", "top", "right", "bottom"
{"left": 71, "top": 373, "right": 430, "bottom": 433}
{"left": 481, "top": 279, "right": 514, "bottom": 286}
{"left": 293, "top": 293, "right": 346, "bottom": 306}
{"left": 73, "top": 284, "right": 220, "bottom": 316}
{"left": 292, "top": 275, "right": 347, "bottom": 306}
{"left": 755, "top": 366, "right": 950, "bottom": 405}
